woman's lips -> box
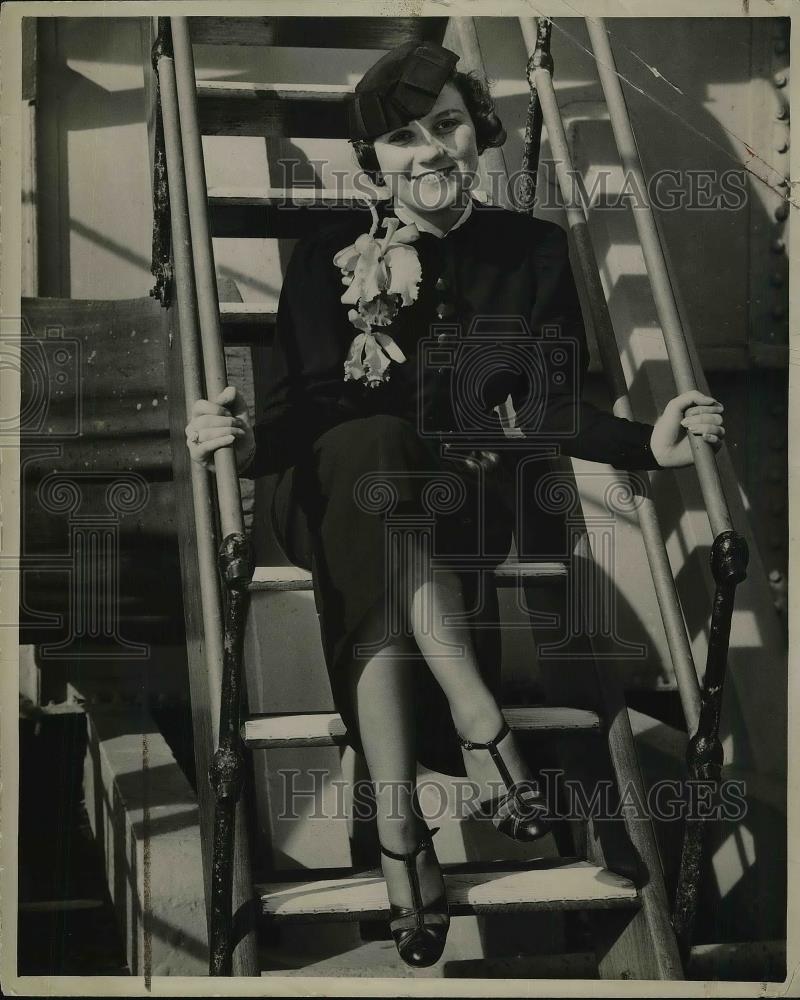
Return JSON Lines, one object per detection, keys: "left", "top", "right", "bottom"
{"left": 415, "top": 167, "right": 456, "bottom": 182}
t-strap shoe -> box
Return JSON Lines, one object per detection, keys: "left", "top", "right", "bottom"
{"left": 459, "top": 721, "right": 552, "bottom": 842}
{"left": 379, "top": 826, "right": 450, "bottom": 968}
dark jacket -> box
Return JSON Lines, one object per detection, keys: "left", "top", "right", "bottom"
{"left": 243, "top": 197, "right": 660, "bottom": 478}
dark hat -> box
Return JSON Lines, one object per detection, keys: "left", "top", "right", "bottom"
{"left": 348, "top": 41, "right": 460, "bottom": 141}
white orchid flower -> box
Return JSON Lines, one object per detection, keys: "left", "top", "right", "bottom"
{"left": 333, "top": 202, "right": 423, "bottom": 387}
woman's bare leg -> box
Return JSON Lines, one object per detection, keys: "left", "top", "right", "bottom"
{"left": 344, "top": 600, "right": 444, "bottom": 910}
{"left": 404, "top": 542, "right": 533, "bottom": 790}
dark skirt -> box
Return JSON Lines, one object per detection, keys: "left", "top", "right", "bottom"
{"left": 269, "top": 413, "right": 522, "bottom": 777}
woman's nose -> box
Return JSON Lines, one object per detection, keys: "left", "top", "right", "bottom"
{"left": 415, "top": 127, "right": 448, "bottom": 156}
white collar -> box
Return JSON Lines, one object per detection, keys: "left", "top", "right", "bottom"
{"left": 392, "top": 196, "right": 474, "bottom": 239}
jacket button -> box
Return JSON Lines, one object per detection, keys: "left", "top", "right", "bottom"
{"left": 436, "top": 301, "right": 455, "bottom": 319}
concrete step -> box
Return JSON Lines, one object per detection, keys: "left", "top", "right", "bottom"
{"left": 243, "top": 705, "right": 602, "bottom": 749}
{"left": 256, "top": 858, "right": 638, "bottom": 922}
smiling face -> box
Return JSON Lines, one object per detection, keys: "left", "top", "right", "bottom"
{"left": 372, "top": 81, "right": 480, "bottom": 217}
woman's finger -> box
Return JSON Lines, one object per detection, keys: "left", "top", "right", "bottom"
{"left": 187, "top": 414, "right": 242, "bottom": 432}
{"left": 193, "top": 435, "right": 235, "bottom": 461}
{"left": 681, "top": 420, "right": 726, "bottom": 437}
{"left": 192, "top": 427, "right": 246, "bottom": 445}
{"left": 684, "top": 404, "right": 724, "bottom": 417}
{"left": 682, "top": 413, "right": 723, "bottom": 427}
{"left": 665, "top": 390, "right": 719, "bottom": 415}
{"left": 191, "top": 398, "right": 231, "bottom": 418}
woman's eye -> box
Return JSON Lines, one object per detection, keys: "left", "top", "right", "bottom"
{"left": 388, "top": 130, "right": 414, "bottom": 144}
{"left": 436, "top": 118, "right": 460, "bottom": 131}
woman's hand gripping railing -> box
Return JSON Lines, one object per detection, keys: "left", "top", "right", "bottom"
{"left": 166, "top": 16, "right": 257, "bottom": 976}
{"left": 579, "top": 15, "right": 750, "bottom": 962}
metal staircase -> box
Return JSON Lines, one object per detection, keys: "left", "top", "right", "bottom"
{"left": 144, "top": 14, "right": 751, "bottom": 979}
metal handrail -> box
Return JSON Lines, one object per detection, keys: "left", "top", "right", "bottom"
{"left": 518, "top": 15, "right": 749, "bottom": 961}
{"left": 518, "top": 17, "right": 701, "bottom": 734}
{"left": 167, "top": 16, "right": 256, "bottom": 977}
{"left": 585, "top": 18, "right": 749, "bottom": 962}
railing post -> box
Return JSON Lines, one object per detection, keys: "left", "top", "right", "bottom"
{"left": 673, "top": 531, "right": 748, "bottom": 961}
{"left": 157, "top": 16, "right": 258, "bottom": 976}
{"left": 584, "top": 15, "right": 750, "bottom": 955}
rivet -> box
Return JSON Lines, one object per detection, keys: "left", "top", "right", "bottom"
{"left": 774, "top": 72, "right": 788, "bottom": 88}
{"left": 434, "top": 276, "right": 449, "bottom": 292}
{"left": 776, "top": 137, "right": 790, "bottom": 154}
{"left": 436, "top": 302, "right": 455, "bottom": 319}
{"left": 775, "top": 106, "right": 790, "bottom": 122}
{"left": 771, "top": 238, "right": 786, "bottom": 254}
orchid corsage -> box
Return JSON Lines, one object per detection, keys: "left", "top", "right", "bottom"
{"left": 333, "top": 201, "right": 422, "bottom": 388}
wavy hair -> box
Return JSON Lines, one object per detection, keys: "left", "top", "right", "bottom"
{"left": 350, "top": 70, "right": 506, "bottom": 185}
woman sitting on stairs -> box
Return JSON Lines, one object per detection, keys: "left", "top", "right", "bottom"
{"left": 185, "top": 40, "right": 725, "bottom": 969}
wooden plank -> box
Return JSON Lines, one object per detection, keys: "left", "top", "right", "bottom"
{"left": 244, "top": 706, "right": 602, "bottom": 749}
{"left": 209, "top": 201, "right": 366, "bottom": 240}
{"left": 220, "top": 301, "right": 278, "bottom": 321}
{"left": 208, "top": 186, "right": 368, "bottom": 206}
{"left": 248, "top": 560, "right": 568, "bottom": 594}
{"left": 219, "top": 302, "right": 277, "bottom": 346}
{"left": 197, "top": 81, "right": 351, "bottom": 139}
{"left": 493, "top": 560, "right": 568, "bottom": 586}
{"left": 249, "top": 565, "right": 314, "bottom": 591}
{"left": 189, "top": 16, "right": 447, "bottom": 50}
{"left": 257, "top": 860, "right": 638, "bottom": 921}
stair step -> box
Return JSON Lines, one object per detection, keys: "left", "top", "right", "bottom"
{"left": 197, "top": 82, "right": 351, "bottom": 139}
{"left": 208, "top": 186, "right": 368, "bottom": 207}
{"left": 256, "top": 859, "right": 638, "bottom": 922}
{"left": 219, "top": 301, "right": 276, "bottom": 345}
{"left": 189, "top": 16, "right": 447, "bottom": 50}
{"left": 243, "top": 706, "right": 601, "bottom": 748}
{"left": 248, "top": 559, "right": 568, "bottom": 594}
{"left": 209, "top": 190, "right": 371, "bottom": 239}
